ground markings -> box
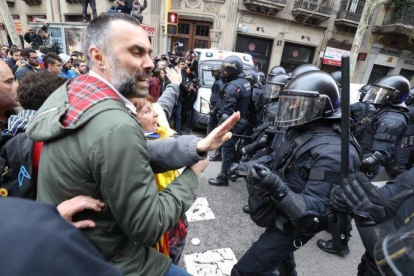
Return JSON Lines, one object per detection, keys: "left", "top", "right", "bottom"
{"left": 184, "top": 248, "right": 238, "bottom": 276}
{"left": 186, "top": 197, "right": 216, "bottom": 222}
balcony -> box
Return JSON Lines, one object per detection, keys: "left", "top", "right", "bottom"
{"left": 22, "top": 0, "right": 42, "bottom": 5}
{"left": 292, "top": 0, "right": 334, "bottom": 24}
{"left": 378, "top": 5, "right": 414, "bottom": 38}
{"left": 335, "top": 0, "right": 365, "bottom": 31}
{"left": 243, "top": 0, "right": 286, "bottom": 15}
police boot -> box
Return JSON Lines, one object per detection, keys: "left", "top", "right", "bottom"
{"left": 208, "top": 173, "right": 229, "bottom": 186}
{"left": 317, "top": 222, "right": 350, "bottom": 257}
{"left": 242, "top": 205, "right": 250, "bottom": 214}
{"left": 209, "top": 150, "right": 222, "bottom": 161}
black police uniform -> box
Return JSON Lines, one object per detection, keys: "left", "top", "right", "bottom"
{"left": 387, "top": 103, "right": 414, "bottom": 176}
{"left": 207, "top": 78, "right": 224, "bottom": 134}
{"left": 350, "top": 101, "right": 376, "bottom": 138}
{"left": 214, "top": 77, "right": 251, "bottom": 179}
{"left": 358, "top": 106, "right": 409, "bottom": 179}
{"left": 232, "top": 122, "right": 362, "bottom": 276}
{"left": 231, "top": 71, "right": 362, "bottom": 276}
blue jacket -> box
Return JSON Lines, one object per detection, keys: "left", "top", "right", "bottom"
{"left": 60, "top": 69, "right": 78, "bottom": 80}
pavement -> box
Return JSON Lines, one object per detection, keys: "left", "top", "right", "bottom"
{"left": 178, "top": 131, "right": 390, "bottom": 276}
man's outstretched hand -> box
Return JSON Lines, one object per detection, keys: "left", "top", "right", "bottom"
{"left": 57, "top": 195, "right": 105, "bottom": 229}
{"left": 196, "top": 112, "right": 241, "bottom": 152}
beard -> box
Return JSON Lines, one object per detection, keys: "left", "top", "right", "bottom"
{"left": 107, "top": 55, "right": 151, "bottom": 98}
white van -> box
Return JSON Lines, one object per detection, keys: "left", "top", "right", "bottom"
{"left": 192, "top": 49, "right": 255, "bottom": 129}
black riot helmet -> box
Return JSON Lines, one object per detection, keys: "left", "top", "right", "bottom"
{"left": 268, "top": 66, "right": 286, "bottom": 79}
{"left": 264, "top": 73, "right": 289, "bottom": 101}
{"left": 363, "top": 75, "right": 410, "bottom": 106}
{"left": 244, "top": 69, "right": 258, "bottom": 86}
{"left": 358, "top": 84, "right": 371, "bottom": 102}
{"left": 290, "top": 64, "right": 320, "bottom": 80}
{"left": 275, "top": 71, "right": 340, "bottom": 127}
{"left": 221, "top": 56, "right": 244, "bottom": 79}
{"left": 331, "top": 71, "right": 342, "bottom": 88}
{"left": 406, "top": 87, "right": 414, "bottom": 105}
{"left": 257, "top": 71, "right": 266, "bottom": 86}
{"left": 212, "top": 64, "right": 221, "bottom": 80}
{"left": 374, "top": 220, "right": 414, "bottom": 276}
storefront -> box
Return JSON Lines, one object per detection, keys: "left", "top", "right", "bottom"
{"left": 235, "top": 34, "right": 273, "bottom": 73}
{"left": 280, "top": 42, "right": 315, "bottom": 73}
{"left": 367, "top": 53, "right": 398, "bottom": 83}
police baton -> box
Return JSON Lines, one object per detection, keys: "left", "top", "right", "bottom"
{"left": 338, "top": 54, "right": 351, "bottom": 247}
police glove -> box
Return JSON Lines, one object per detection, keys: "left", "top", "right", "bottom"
{"left": 361, "top": 151, "right": 385, "bottom": 173}
{"left": 246, "top": 164, "right": 287, "bottom": 199}
{"left": 331, "top": 172, "right": 414, "bottom": 224}
{"left": 228, "top": 163, "right": 249, "bottom": 178}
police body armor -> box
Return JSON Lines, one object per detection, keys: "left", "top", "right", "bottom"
{"left": 402, "top": 104, "right": 414, "bottom": 146}
{"left": 221, "top": 77, "right": 252, "bottom": 119}
{"left": 357, "top": 107, "right": 409, "bottom": 156}
{"left": 351, "top": 102, "right": 375, "bottom": 139}
{"left": 210, "top": 79, "right": 224, "bottom": 108}
{"left": 274, "top": 123, "right": 361, "bottom": 235}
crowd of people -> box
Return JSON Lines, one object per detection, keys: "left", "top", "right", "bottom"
{"left": 1, "top": 11, "right": 413, "bottom": 276}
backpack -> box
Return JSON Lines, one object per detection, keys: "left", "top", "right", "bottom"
{"left": 0, "top": 132, "right": 35, "bottom": 199}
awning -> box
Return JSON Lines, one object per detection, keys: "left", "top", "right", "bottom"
{"left": 141, "top": 24, "right": 155, "bottom": 37}
{"left": 323, "top": 47, "right": 351, "bottom": 67}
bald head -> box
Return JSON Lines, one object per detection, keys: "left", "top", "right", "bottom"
{"left": 0, "top": 60, "right": 19, "bottom": 116}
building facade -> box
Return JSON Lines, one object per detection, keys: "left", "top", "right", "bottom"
{"left": 1, "top": 0, "right": 414, "bottom": 84}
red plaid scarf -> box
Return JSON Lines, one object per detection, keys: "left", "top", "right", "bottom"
{"left": 61, "top": 74, "right": 121, "bottom": 127}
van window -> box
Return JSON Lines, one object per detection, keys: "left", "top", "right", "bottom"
{"left": 200, "top": 65, "right": 215, "bottom": 86}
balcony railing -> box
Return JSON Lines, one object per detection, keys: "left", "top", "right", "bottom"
{"left": 383, "top": 5, "right": 414, "bottom": 26}
{"left": 335, "top": 0, "right": 366, "bottom": 30}
{"left": 243, "top": 0, "right": 286, "bottom": 15}
{"left": 293, "top": 0, "right": 334, "bottom": 15}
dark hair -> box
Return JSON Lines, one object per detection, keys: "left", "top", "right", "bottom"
{"left": 18, "top": 71, "right": 67, "bottom": 110}
{"left": 10, "top": 48, "right": 21, "bottom": 56}
{"left": 153, "top": 68, "right": 161, "bottom": 78}
{"left": 39, "top": 45, "right": 50, "bottom": 55}
{"left": 22, "top": 48, "right": 36, "bottom": 59}
{"left": 73, "top": 60, "right": 85, "bottom": 68}
{"left": 83, "top": 13, "right": 141, "bottom": 66}
{"left": 43, "top": 52, "right": 62, "bottom": 67}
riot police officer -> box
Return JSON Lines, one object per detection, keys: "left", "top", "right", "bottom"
{"left": 245, "top": 69, "right": 262, "bottom": 128}
{"left": 317, "top": 83, "right": 376, "bottom": 257}
{"left": 209, "top": 64, "right": 225, "bottom": 161}
{"left": 258, "top": 71, "right": 266, "bottom": 86}
{"left": 357, "top": 75, "right": 410, "bottom": 179}
{"left": 208, "top": 56, "right": 252, "bottom": 186}
{"left": 231, "top": 71, "right": 361, "bottom": 276}
{"left": 331, "top": 71, "right": 342, "bottom": 88}
{"left": 384, "top": 88, "right": 414, "bottom": 178}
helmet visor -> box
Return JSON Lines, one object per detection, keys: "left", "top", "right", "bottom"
{"left": 363, "top": 86, "right": 394, "bottom": 104}
{"left": 374, "top": 220, "right": 414, "bottom": 276}
{"left": 275, "top": 94, "right": 326, "bottom": 127}
{"left": 264, "top": 84, "right": 282, "bottom": 99}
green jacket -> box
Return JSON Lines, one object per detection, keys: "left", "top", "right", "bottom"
{"left": 27, "top": 83, "right": 198, "bottom": 276}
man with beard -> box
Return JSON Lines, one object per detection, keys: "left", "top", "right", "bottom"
{"left": 59, "top": 53, "right": 78, "bottom": 80}
{"left": 27, "top": 13, "right": 239, "bottom": 276}
{"left": 0, "top": 60, "right": 19, "bottom": 133}
{"left": 6, "top": 48, "right": 22, "bottom": 74}
{"left": 15, "top": 48, "right": 39, "bottom": 82}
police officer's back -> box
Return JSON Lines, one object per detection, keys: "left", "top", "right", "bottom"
{"left": 231, "top": 71, "right": 361, "bottom": 276}
{"left": 357, "top": 75, "right": 410, "bottom": 179}
{"left": 208, "top": 56, "right": 251, "bottom": 186}
{"left": 350, "top": 84, "right": 376, "bottom": 138}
